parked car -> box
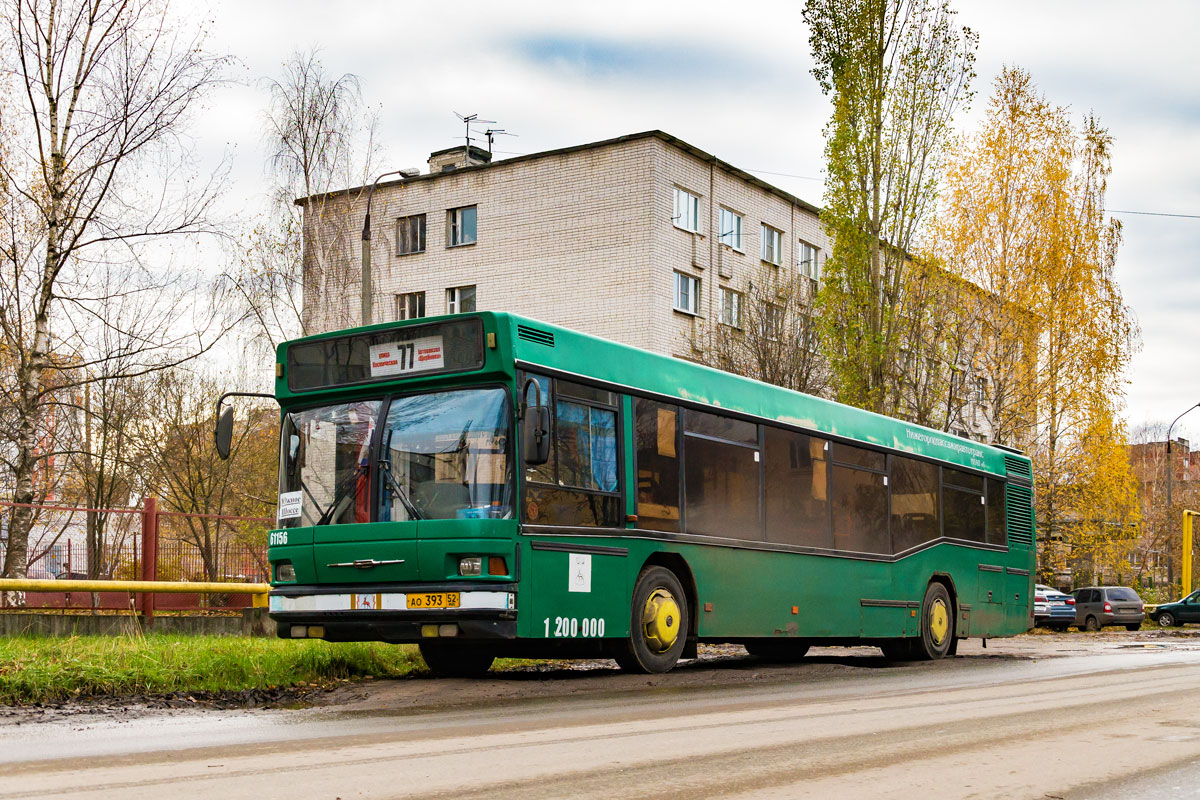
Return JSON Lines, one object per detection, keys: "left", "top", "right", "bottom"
{"left": 1148, "top": 590, "right": 1200, "bottom": 627}
{"left": 1073, "top": 586, "right": 1145, "bottom": 631}
{"left": 1034, "top": 584, "right": 1076, "bottom": 630}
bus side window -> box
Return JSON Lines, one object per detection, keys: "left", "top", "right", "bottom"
{"left": 764, "top": 427, "right": 830, "bottom": 549}
{"left": 890, "top": 456, "right": 940, "bottom": 554}
{"left": 830, "top": 443, "right": 889, "bottom": 554}
{"left": 943, "top": 467, "right": 986, "bottom": 543}
{"left": 682, "top": 411, "right": 762, "bottom": 541}
{"left": 635, "top": 398, "right": 680, "bottom": 532}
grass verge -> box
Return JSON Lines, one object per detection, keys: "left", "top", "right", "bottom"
{"left": 0, "top": 634, "right": 429, "bottom": 705}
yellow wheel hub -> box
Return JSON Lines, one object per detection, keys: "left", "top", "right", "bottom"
{"left": 641, "top": 588, "right": 681, "bottom": 653}
{"left": 929, "top": 598, "right": 950, "bottom": 645}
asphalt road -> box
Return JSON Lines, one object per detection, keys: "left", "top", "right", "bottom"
{"left": 4, "top": 634, "right": 1200, "bottom": 800}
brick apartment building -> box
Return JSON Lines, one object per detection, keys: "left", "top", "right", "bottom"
{"left": 300, "top": 130, "right": 828, "bottom": 362}
{"left": 299, "top": 129, "right": 996, "bottom": 443}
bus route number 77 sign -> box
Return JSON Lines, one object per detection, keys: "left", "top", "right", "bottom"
{"left": 369, "top": 336, "right": 444, "bottom": 377}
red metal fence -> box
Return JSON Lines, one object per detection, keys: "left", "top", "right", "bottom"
{"left": 0, "top": 498, "right": 272, "bottom": 611}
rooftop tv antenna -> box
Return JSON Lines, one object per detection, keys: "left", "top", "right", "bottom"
{"left": 483, "top": 128, "right": 517, "bottom": 155}
{"left": 454, "top": 112, "right": 496, "bottom": 151}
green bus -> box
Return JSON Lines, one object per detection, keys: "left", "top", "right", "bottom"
{"left": 220, "top": 311, "right": 1035, "bottom": 675}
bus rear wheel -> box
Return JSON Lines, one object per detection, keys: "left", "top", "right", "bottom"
{"left": 613, "top": 566, "right": 689, "bottom": 674}
{"left": 418, "top": 641, "right": 495, "bottom": 677}
{"left": 913, "top": 582, "right": 955, "bottom": 660}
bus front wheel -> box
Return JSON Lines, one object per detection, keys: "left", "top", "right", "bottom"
{"left": 418, "top": 641, "right": 495, "bottom": 677}
{"left": 913, "top": 582, "right": 955, "bottom": 660}
{"left": 613, "top": 566, "right": 690, "bottom": 674}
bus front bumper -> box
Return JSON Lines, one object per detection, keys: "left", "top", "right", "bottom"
{"left": 268, "top": 583, "right": 517, "bottom": 642}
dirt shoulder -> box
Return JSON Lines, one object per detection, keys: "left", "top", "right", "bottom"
{"left": 5, "top": 629, "right": 1198, "bottom": 724}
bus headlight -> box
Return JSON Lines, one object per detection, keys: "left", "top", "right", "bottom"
{"left": 276, "top": 561, "right": 296, "bottom": 582}
{"left": 458, "top": 556, "right": 482, "bottom": 576}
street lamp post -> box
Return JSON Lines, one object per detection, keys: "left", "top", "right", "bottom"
{"left": 361, "top": 167, "right": 420, "bottom": 326}
{"left": 1166, "top": 402, "right": 1200, "bottom": 591}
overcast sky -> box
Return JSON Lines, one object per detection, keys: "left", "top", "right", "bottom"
{"left": 197, "top": 0, "right": 1200, "bottom": 441}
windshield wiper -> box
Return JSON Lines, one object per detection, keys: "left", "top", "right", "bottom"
{"left": 314, "top": 462, "right": 366, "bottom": 526}
{"left": 378, "top": 459, "right": 423, "bottom": 520}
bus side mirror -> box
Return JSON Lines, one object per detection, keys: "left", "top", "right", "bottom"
{"left": 214, "top": 406, "right": 234, "bottom": 460}
{"left": 523, "top": 406, "right": 550, "bottom": 465}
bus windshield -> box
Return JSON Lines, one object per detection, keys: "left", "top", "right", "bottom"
{"left": 276, "top": 388, "right": 512, "bottom": 528}
{"left": 278, "top": 400, "right": 380, "bottom": 528}
{"left": 379, "top": 388, "right": 512, "bottom": 521}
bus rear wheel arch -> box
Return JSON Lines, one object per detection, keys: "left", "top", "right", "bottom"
{"left": 881, "top": 578, "right": 958, "bottom": 661}
{"left": 613, "top": 565, "right": 690, "bottom": 674}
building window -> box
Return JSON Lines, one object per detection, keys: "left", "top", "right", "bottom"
{"left": 447, "top": 206, "right": 477, "bottom": 247}
{"left": 718, "top": 208, "right": 743, "bottom": 251}
{"left": 673, "top": 187, "right": 700, "bottom": 233}
{"left": 719, "top": 287, "right": 741, "bottom": 328}
{"left": 673, "top": 272, "right": 699, "bottom": 315}
{"left": 761, "top": 224, "right": 782, "bottom": 265}
{"left": 396, "top": 214, "right": 426, "bottom": 255}
{"left": 801, "top": 314, "right": 820, "bottom": 353}
{"left": 446, "top": 285, "right": 476, "bottom": 314}
{"left": 760, "top": 301, "right": 783, "bottom": 340}
{"left": 394, "top": 291, "right": 426, "bottom": 321}
{"left": 799, "top": 240, "right": 819, "bottom": 280}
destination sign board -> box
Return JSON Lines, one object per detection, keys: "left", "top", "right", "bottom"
{"left": 285, "top": 318, "right": 484, "bottom": 391}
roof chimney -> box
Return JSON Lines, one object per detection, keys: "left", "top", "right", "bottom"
{"left": 428, "top": 145, "right": 492, "bottom": 173}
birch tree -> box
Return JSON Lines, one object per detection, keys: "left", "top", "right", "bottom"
{"left": 803, "top": 0, "right": 976, "bottom": 413}
{"left": 936, "top": 68, "right": 1139, "bottom": 583}
{"left": 0, "top": 0, "right": 228, "bottom": 594}
{"left": 220, "top": 49, "right": 380, "bottom": 355}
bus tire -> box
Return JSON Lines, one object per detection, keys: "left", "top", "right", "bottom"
{"left": 913, "top": 582, "right": 955, "bottom": 660}
{"left": 745, "top": 640, "right": 810, "bottom": 662}
{"left": 418, "top": 641, "right": 495, "bottom": 677}
{"left": 613, "top": 566, "right": 689, "bottom": 674}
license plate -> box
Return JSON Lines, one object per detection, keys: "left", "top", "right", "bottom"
{"left": 407, "top": 592, "right": 460, "bottom": 609}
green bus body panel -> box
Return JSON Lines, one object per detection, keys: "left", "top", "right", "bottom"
{"left": 268, "top": 312, "right": 1035, "bottom": 647}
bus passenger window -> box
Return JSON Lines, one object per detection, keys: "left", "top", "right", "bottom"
{"left": 831, "top": 466, "right": 889, "bottom": 554}
{"left": 944, "top": 484, "right": 986, "bottom": 543}
{"left": 764, "top": 427, "right": 830, "bottom": 548}
{"left": 635, "top": 398, "right": 680, "bottom": 532}
{"left": 890, "top": 456, "right": 940, "bottom": 554}
{"left": 683, "top": 433, "right": 762, "bottom": 540}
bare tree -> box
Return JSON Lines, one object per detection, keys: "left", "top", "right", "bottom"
{"left": 142, "top": 368, "right": 275, "bottom": 585}
{"left": 698, "top": 268, "right": 829, "bottom": 395}
{"left": 220, "top": 49, "right": 380, "bottom": 355}
{"left": 0, "top": 0, "right": 229, "bottom": 597}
